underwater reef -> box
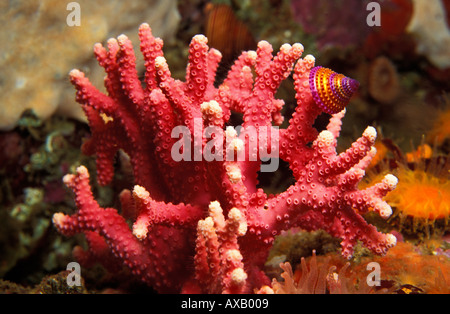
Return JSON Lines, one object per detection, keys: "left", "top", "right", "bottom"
{"left": 52, "top": 23, "right": 396, "bottom": 293}
{"left": 1, "top": 0, "right": 449, "bottom": 294}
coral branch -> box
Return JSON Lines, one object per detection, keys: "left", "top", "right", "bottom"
{"left": 191, "top": 202, "right": 248, "bottom": 293}
{"left": 54, "top": 24, "right": 398, "bottom": 293}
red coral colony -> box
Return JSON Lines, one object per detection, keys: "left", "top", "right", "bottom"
{"left": 53, "top": 23, "right": 398, "bottom": 293}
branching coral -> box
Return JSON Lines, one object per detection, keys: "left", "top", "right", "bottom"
{"left": 53, "top": 23, "right": 398, "bottom": 293}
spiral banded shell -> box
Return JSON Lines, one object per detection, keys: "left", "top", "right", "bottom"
{"left": 309, "top": 66, "right": 359, "bottom": 114}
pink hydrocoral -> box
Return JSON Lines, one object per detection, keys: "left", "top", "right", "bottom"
{"left": 53, "top": 23, "right": 397, "bottom": 293}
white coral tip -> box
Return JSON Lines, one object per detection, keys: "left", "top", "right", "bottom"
{"left": 133, "top": 223, "right": 148, "bottom": 240}
{"left": 117, "top": 34, "right": 129, "bottom": 43}
{"left": 383, "top": 174, "right": 398, "bottom": 190}
{"left": 385, "top": 233, "right": 397, "bottom": 247}
{"left": 318, "top": 130, "right": 334, "bottom": 141}
{"left": 225, "top": 126, "right": 238, "bottom": 139}
{"left": 257, "top": 40, "right": 271, "bottom": 49}
{"left": 226, "top": 165, "right": 242, "bottom": 183}
{"left": 226, "top": 249, "right": 243, "bottom": 262}
{"left": 247, "top": 50, "right": 257, "bottom": 61}
{"left": 69, "top": 69, "right": 82, "bottom": 78}
{"left": 230, "top": 268, "right": 248, "bottom": 285}
{"left": 292, "top": 43, "right": 304, "bottom": 54}
{"left": 52, "top": 213, "right": 66, "bottom": 226}
{"left": 133, "top": 185, "right": 150, "bottom": 199}
{"left": 377, "top": 203, "right": 393, "bottom": 218}
{"left": 230, "top": 138, "right": 244, "bottom": 152}
{"left": 304, "top": 54, "right": 315, "bottom": 64}
{"left": 280, "top": 43, "right": 292, "bottom": 52}
{"left": 154, "top": 56, "right": 167, "bottom": 68}
{"left": 316, "top": 130, "right": 334, "bottom": 147}
{"left": 198, "top": 217, "right": 215, "bottom": 234}
{"left": 208, "top": 200, "right": 222, "bottom": 213}
{"left": 363, "top": 126, "right": 377, "bottom": 142}
{"left": 192, "top": 34, "right": 208, "bottom": 45}
{"left": 228, "top": 207, "right": 243, "bottom": 222}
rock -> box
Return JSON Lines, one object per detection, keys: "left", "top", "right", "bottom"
{"left": 0, "top": 0, "right": 180, "bottom": 130}
{"left": 407, "top": 0, "right": 450, "bottom": 70}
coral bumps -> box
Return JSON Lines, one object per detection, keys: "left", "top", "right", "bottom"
{"left": 53, "top": 24, "right": 397, "bottom": 293}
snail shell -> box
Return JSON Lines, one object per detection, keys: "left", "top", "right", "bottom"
{"left": 309, "top": 66, "right": 359, "bottom": 114}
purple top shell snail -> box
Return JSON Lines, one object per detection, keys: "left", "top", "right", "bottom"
{"left": 309, "top": 66, "right": 360, "bottom": 114}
